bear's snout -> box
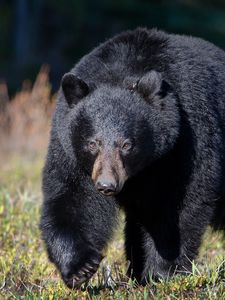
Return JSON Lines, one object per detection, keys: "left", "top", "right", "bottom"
{"left": 91, "top": 151, "right": 127, "bottom": 196}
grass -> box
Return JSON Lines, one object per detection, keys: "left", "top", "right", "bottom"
{"left": 0, "top": 156, "right": 225, "bottom": 300}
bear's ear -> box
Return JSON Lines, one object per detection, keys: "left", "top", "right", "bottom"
{"left": 137, "top": 70, "right": 171, "bottom": 101}
{"left": 61, "top": 73, "right": 89, "bottom": 107}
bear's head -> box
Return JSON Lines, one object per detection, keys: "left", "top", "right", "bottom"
{"left": 61, "top": 70, "right": 180, "bottom": 196}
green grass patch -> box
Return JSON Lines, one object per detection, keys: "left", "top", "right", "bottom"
{"left": 0, "top": 157, "right": 224, "bottom": 299}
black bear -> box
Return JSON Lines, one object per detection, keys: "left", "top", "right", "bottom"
{"left": 40, "top": 28, "right": 225, "bottom": 288}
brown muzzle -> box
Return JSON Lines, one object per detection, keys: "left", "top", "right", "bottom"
{"left": 91, "top": 150, "right": 127, "bottom": 196}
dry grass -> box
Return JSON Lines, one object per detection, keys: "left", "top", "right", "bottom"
{"left": 0, "top": 65, "right": 55, "bottom": 160}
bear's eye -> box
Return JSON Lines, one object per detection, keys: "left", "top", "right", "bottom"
{"left": 88, "top": 140, "right": 99, "bottom": 153}
{"left": 121, "top": 140, "right": 132, "bottom": 152}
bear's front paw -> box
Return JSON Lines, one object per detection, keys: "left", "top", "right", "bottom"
{"left": 62, "top": 252, "right": 103, "bottom": 289}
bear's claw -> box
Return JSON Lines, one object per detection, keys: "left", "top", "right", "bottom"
{"left": 63, "top": 256, "right": 103, "bottom": 289}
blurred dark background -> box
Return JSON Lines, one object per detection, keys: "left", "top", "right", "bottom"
{"left": 1, "top": 0, "right": 225, "bottom": 94}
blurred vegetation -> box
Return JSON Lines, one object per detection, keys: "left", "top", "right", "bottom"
{"left": 1, "top": 0, "right": 225, "bottom": 93}
{"left": 0, "top": 66, "right": 54, "bottom": 158}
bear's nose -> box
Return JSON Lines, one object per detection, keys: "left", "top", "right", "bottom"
{"left": 96, "top": 181, "right": 117, "bottom": 196}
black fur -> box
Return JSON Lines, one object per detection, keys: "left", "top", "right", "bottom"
{"left": 40, "top": 28, "right": 225, "bottom": 287}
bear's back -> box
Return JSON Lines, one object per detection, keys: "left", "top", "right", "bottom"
{"left": 72, "top": 28, "right": 225, "bottom": 88}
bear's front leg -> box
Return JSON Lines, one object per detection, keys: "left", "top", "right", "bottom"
{"left": 125, "top": 203, "right": 211, "bottom": 284}
{"left": 40, "top": 173, "right": 118, "bottom": 288}
{"left": 42, "top": 218, "right": 104, "bottom": 288}
{"left": 125, "top": 217, "right": 187, "bottom": 284}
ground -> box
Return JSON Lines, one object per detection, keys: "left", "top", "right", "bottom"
{"left": 0, "top": 154, "right": 224, "bottom": 300}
